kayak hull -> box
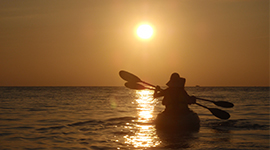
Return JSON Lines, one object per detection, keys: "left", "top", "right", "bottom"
{"left": 154, "top": 111, "right": 200, "bottom": 132}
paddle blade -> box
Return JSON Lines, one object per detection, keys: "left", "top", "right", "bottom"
{"left": 119, "top": 70, "right": 141, "bottom": 82}
{"left": 214, "top": 101, "right": 234, "bottom": 108}
{"left": 209, "top": 108, "right": 230, "bottom": 120}
{"left": 124, "top": 82, "right": 146, "bottom": 90}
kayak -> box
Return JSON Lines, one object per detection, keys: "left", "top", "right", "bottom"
{"left": 154, "top": 110, "right": 200, "bottom": 132}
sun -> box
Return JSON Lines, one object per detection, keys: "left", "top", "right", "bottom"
{"left": 136, "top": 24, "right": 153, "bottom": 39}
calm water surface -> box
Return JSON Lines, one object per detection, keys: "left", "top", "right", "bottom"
{"left": 0, "top": 87, "right": 269, "bottom": 149}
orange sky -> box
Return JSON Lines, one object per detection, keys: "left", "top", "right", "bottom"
{"left": 0, "top": 0, "right": 269, "bottom": 86}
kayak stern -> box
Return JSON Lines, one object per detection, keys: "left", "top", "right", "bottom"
{"left": 154, "top": 111, "right": 200, "bottom": 132}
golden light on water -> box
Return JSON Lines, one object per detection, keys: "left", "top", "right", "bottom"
{"left": 124, "top": 90, "right": 161, "bottom": 148}
{"left": 136, "top": 90, "right": 155, "bottom": 122}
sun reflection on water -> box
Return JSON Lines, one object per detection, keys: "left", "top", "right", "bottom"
{"left": 124, "top": 90, "right": 161, "bottom": 148}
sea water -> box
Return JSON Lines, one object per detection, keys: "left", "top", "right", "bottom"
{"left": 0, "top": 86, "right": 269, "bottom": 150}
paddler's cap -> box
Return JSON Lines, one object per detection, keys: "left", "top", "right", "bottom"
{"left": 166, "top": 73, "right": 186, "bottom": 87}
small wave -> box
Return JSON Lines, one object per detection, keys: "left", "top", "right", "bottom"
{"left": 6, "top": 126, "right": 35, "bottom": 130}
{"left": 111, "top": 131, "right": 133, "bottom": 135}
{"left": 37, "top": 125, "right": 66, "bottom": 131}
{"left": 104, "top": 117, "right": 138, "bottom": 127}
{"left": 0, "top": 132, "right": 13, "bottom": 136}
{"left": 207, "top": 119, "right": 269, "bottom": 130}
{"left": 0, "top": 118, "right": 21, "bottom": 121}
{"left": 106, "top": 116, "right": 137, "bottom": 122}
{"left": 37, "top": 119, "right": 70, "bottom": 123}
{"left": 28, "top": 108, "right": 48, "bottom": 111}
{"left": 68, "top": 120, "right": 103, "bottom": 127}
{"left": 37, "top": 119, "right": 103, "bottom": 131}
{"left": 90, "top": 146, "right": 115, "bottom": 150}
{"left": 0, "top": 107, "right": 14, "bottom": 110}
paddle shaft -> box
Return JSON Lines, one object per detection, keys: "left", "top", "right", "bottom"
{"left": 196, "top": 98, "right": 213, "bottom": 102}
{"left": 196, "top": 103, "right": 208, "bottom": 109}
{"left": 140, "top": 81, "right": 156, "bottom": 88}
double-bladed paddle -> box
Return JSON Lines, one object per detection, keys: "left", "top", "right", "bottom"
{"left": 124, "top": 81, "right": 234, "bottom": 108}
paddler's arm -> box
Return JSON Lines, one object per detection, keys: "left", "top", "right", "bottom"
{"left": 188, "top": 96, "right": 197, "bottom": 105}
{"left": 153, "top": 86, "right": 165, "bottom": 98}
{"left": 182, "top": 90, "right": 196, "bottom": 105}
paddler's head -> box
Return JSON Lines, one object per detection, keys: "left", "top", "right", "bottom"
{"left": 166, "top": 73, "right": 186, "bottom": 88}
